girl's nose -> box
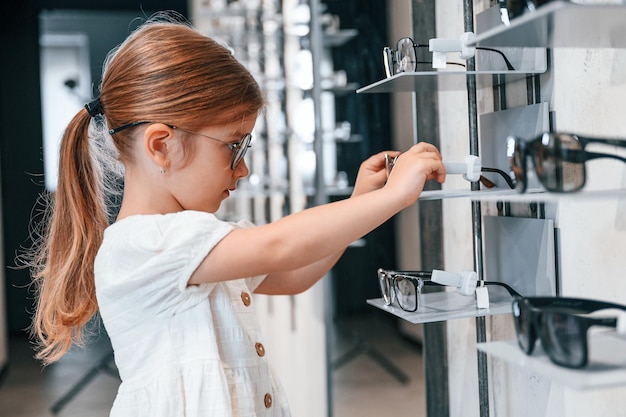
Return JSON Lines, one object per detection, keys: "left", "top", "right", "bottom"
{"left": 235, "top": 158, "right": 250, "bottom": 178}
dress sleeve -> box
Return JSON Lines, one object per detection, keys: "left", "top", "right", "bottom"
{"left": 96, "top": 211, "right": 234, "bottom": 317}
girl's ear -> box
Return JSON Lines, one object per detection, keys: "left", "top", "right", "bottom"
{"left": 143, "top": 123, "right": 176, "bottom": 170}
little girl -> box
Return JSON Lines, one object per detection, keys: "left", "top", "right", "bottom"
{"left": 27, "top": 14, "right": 445, "bottom": 417}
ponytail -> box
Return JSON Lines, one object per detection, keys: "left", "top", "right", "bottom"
{"left": 28, "top": 108, "right": 113, "bottom": 364}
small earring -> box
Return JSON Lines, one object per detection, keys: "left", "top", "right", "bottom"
{"left": 159, "top": 167, "right": 165, "bottom": 174}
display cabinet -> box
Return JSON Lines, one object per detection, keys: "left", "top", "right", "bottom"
{"left": 358, "top": 1, "right": 626, "bottom": 416}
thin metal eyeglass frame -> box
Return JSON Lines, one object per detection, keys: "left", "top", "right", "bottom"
{"left": 512, "top": 296, "right": 626, "bottom": 368}
{"left": 383, "top": 37, "right": 515, "bottom": 78}
{"left": 108, "top": 120, "right": 252, "bottom": 170}
{"left": 384, "top": 153, "right": 516, "bottom": 190}
{"left": 507, "top": 132, "right": 626, "bottom": 193}
{"left": 383, "top": 38, "right": 466, "bottom": 78}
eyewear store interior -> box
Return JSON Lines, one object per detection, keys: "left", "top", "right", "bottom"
{"left": 2, "top": 0, "right": 626, "bottom": 416}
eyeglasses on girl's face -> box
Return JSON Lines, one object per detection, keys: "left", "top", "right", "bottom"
{"left": 507, "top": 132, "right": 626, "bottom": 193}
{"left": 108, "top": 121, "right": 252, "bottom": 170}
{"left": 171, "top": 127, "right": 252, "bottom": 170}
{"left": 382, "top": 37, "right": 515, "bottom": 78}
{"left": 512, "top": 296, "right": 626, "bottom": 368}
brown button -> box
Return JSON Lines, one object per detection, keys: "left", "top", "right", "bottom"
{"left": 255, "top": 342, "right": 265, "bottom": 357}
{"left": 241, "top": 291, "right": 251, "bottom": 306}
{"left": 264, "top": 393, "right": 272, "bottom": 408}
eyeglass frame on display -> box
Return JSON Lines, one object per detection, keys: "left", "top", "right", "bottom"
{"left": 512, "top": 296, "right": 626, "bottom": 368}
{"left": 384, "top": 153, "right": 516, "bottom": 190}
{"left": 383, "top": 37, "right": 472, "bottom": 78}
{"left": 506, "top": 132, "right": 626, "bottom": 193}
{"left": 377, "top": 268, "right": 521, "bottom": 313}
{"left": 108, "top": 120, "right": 253, "bottom": 170}
{"left": 382, "top": 37, "right": 516, "bottom": 78}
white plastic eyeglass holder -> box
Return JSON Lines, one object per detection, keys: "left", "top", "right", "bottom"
{"left": 431, "top": 269, "right": 491, "bottom": 309}
{"left": 443, "top": 155, "right": 482, "bottom": 182}
{"left": 429, "top": 32, "right": 476, "bottom": 69}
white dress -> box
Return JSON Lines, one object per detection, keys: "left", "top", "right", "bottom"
{"left": 94, "top": 210, "right": 291, "bottom": 417}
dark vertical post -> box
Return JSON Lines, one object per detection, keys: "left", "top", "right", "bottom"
{"left": 461, "top": 1, "right": 490, "bottom": 416}
{"left": 412, "top": 2, "right": 449, "bottom": 417}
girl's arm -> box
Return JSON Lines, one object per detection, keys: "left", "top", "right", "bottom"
{"left": 189, "top": 143, "right": 445, "bottom": 286}
{"left": 254, "top": 150, "right": 399, "bottom": 295}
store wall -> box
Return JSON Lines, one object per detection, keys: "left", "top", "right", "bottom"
{"left": 438, "top": 1, "right": 626, "bottom": 416}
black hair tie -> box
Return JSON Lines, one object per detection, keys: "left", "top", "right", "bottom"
{"left": 84, "top": 98, "right": 103, "bottom": 118}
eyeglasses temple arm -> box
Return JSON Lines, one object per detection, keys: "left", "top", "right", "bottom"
{"left": 480, "top": 167, "right": 516, "bottom": 189}
{"left": 483, "top": 281, "right": 521, "bottom": 298}
{"left": 108, "top": 120, "right": 152, "bottom": 135}
{"left": 583, "top": 151, "right": 626, "bottom": 165}
{"left": 589, "top": 317, "right": 618, "bottom": 328}
{"left": 579, "top": 136, "right": 626, "bottom": 149}
{"left": 523, "top": 297, "right": 626, "bottom": 314}
{"left": 475, "top": 47, "right": 516, "bottom": 71}
{"left": 392, "top": 270, "right": 433, "bottom": 278}
{"left": 577, "top": 136, "right": 626, "bottom": 164}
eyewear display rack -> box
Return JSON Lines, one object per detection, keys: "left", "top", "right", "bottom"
{"left": 358, "top": 1, "right": 545, "bottom": 415}
{"left": 470, "top": 0, "right": 626, "bottom": 398}
{"left": 358, "top": 1, "right": 626, "bottom": 417}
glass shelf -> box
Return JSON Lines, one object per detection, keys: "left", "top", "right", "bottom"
{"left": 357, "top": 70, "right": 543, "bottom": 93}
{"left": 367, "top": 288, "right": 513, "bottom": 324}
{"left": 478, "top": 333, "right": 626, "bottom": 390}
{"left": 473, "top": 187, "right": 626, "bottom": 203}
{"left": 418, "top": 187, "right": 519, "bottom": 201}
{"left": 418, "top": 186, "right": 626, "bottom": 202}
{"left": 471, "top": 2, "right": 626, "bottom": 49}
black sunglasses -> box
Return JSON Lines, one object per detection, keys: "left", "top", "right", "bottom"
{"left": 108, "top": 120, "right": 252, "bottom": 170}
{"left": 383, "top": 37, "right": 515, "bottom": 78}
{"left": 507, "top": 132, "right": 626, "bottom": 193}
{"left": 512, "top": 296, "right": 626, "bottom": 368}
{"left": 498, "top": 0, "right": 558, "bottom": 25}
{"left": 378, "top": 269, "right": 521, "bottom": 313}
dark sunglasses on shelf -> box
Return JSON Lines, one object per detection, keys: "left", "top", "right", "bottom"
{"left": 377, "top": 269, "right": 521, "bottom": 313}
{"left": 507, "top": 132, "right": 626, "bottom": 193}
{"left": 382, "top": 37, "right": 515, "bottom": 78}
{"left": 512, "top": 296, "right": 626, "bottom": 368}
{"left": 384, "top": 153, "right": 516, "bottom": 190}
{"left": 498, "top": 0, "right": 558, "bottom": 25}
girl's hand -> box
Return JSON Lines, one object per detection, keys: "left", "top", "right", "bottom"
{"left": 352, "top": 150, "right": 400, "bottom": 197}
{"left": 384, "top": 142, "right": 446, "bottom": 206}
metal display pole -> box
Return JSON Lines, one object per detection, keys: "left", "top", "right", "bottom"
{"left": 308, "top": 2, "right": 334, "bottom": 416}
{"left": 410, "top": 1, "right": 450, "bottom": 415}
{"left": 462, "top": 1, "right": 490, "bottom": 416}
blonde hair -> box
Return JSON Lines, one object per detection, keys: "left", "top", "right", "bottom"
{"left": 25, "top": 14, "right": 264, "bottom": 364}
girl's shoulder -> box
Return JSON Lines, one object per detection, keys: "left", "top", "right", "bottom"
{"left": 103, "top": 210, "right": 233, "bottom": 247}
{"left": 107, "top": 210, "right": 220, "bottom": 232}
